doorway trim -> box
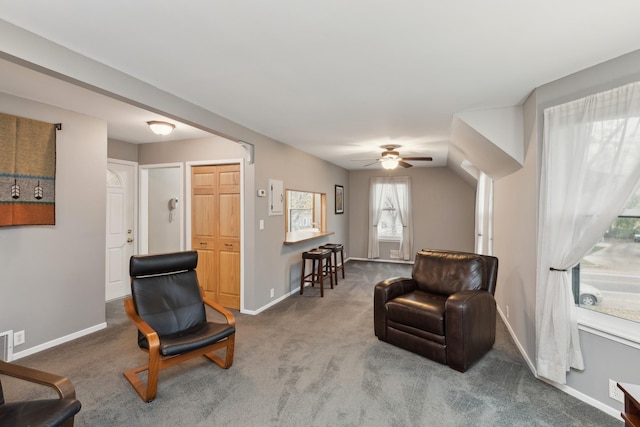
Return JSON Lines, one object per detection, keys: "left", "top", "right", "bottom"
{"left": 106, "top": 158, "right": 138, "bottom": 301}
{"left": 186, "top": 159, "right": 245, "bottom": 313}
{"left": 139, "top": 163, "right": 185, "bottom": 254}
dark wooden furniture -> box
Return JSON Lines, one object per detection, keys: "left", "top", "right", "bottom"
{"left": 320, "top": 243, "right": 345, "bottom": 285}
{"left": 124, "top": 251, "right": 236, "bottom": 402}
{"left": 618, "top": 383, "right": 640, "bottom": 427}
{"left": 0, "top": 359, "right": 81, "bottom": 427}
{"left": 300, "top": 248, "right": 334, "bottom": 297}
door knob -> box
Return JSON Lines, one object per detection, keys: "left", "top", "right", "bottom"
{"left": 127, "top": 238, "right": 134, "bottom": 243}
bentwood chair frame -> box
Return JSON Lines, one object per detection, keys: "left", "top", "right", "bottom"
{"left": 123, "top": 251, "right": 236, "bottom": 402}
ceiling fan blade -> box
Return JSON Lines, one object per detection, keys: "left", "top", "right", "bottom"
{"left": 363, "top": 161, "right": 380, "bottom": 167}
{"left": 402, "top": 156, "right": 433, "bottom": 161}
{"left": 398, "top": 160, "right": 413, "bottom": 168}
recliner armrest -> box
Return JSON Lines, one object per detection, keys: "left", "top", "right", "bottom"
{"left": 374, "top": 277, "right": 416, "bottom": 304}
{"left": 373, "top": 277, "right": 416, "bottom": 339}
{"left": 445, "top": 290, "right": 497, "bottom": 372}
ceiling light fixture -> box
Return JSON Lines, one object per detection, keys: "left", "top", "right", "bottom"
{"left": 381, "top": 157, "right": 399, "bottom": 170}
{"left": 147, "top": 121, "right": 175, "bottom": 136}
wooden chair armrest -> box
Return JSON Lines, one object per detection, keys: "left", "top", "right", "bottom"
{"left": 202, "top": 294, "right": 236, "bottom": 327}
{"left": 123, "top": 298, "right": 160, "bottom": 349}
{"left": 0, "top": 360, "right": 76, "bottom": 399}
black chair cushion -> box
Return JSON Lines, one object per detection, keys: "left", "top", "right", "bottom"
{"left": 385, "top": 290, "right": 447, "bottom": 335}
{"left": 140, "top": 321, "right": 236, "bottom": 357}
{"left": 0, "top": 399, "right": 81, "bottom": 427}
{"left": 132, "top": 270, "right": 207, "bottom": 340}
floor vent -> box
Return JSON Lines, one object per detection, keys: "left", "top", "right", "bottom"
{"left": 0, "top": 330, "right": 12, "bottom": 362}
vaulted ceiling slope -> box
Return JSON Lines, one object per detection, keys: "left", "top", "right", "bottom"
{"left": 1, "top": 1, "right": 640, "bottom": 173}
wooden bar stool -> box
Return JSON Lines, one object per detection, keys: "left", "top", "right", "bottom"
{"left": 320, "top": 243, "right": 345, "bottom": 285}
{"left": 300, "top": 248, "right": 334, "bottom": 297}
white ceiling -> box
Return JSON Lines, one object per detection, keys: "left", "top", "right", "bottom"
{"left": 1, "top": 1, "right": 640, "bottom": 170}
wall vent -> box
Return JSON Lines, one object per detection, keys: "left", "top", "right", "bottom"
{"left": 0, "top": 330, "right": 13, "bottom": 362}
{"left": 390, "top": 250, "right": 401, "bottom": 259}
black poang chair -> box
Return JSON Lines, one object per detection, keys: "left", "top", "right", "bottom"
{"left": 123, "top": 251, "right": 236, "bottom": 402}
{"left": 0, "top": 360, "right": 81, "bottom": 427}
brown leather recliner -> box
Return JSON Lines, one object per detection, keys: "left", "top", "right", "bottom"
{"left": 374, "top": 249, "right": 498, "bottom": 372}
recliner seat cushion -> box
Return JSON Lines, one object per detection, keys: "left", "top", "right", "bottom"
{"left": 385, "top": 290, "right": 447, "bottom": 335}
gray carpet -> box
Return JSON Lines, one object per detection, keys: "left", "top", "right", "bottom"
{"left": 3, "top": 261, "right": 621, "bottom": 426}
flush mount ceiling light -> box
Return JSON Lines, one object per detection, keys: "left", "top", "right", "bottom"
{"left": 381, "top": 157, "right": 399, "bottom": 170}
{"left": 147, "top": 121, "right": 175, "bottom": 136}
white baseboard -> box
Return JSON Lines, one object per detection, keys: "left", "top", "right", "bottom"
{"left": 11, "top": 322, "right": 107, "bottom": 361}
{"left": 349, "top": 256, "right": 413, "bottom": 265}
{"left": 497, "top": 308, "right": 620, "bottom": 420}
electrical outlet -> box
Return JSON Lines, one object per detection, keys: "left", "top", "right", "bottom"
{"left": 270, "top": 288, "right": 275, "bottom": 298}
{"left": 609, "top": 379, "right": 624, "bottom": 403}
{"left": 14, "top": 330, "right": 25, "bottom": 346}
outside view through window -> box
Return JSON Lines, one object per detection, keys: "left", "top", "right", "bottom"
{"left": 288, "top": 191, "right": 313, "bottom": 232}
{"left": 578, "top": 186, "right": 640, "bottom": 323}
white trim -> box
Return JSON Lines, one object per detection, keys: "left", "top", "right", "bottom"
{"left": 0, "top": 330, "right": 13, "bottom": 362}
{"left": 11, "top": 323, "right": 107, "bottom": 361}
{"left": 498, "top": 308, "right": 620, "bottom": 420}
{"left": 242, "top": 290, "right": 295, "bottom": 315}
{"left": 576, "top": 307, "right": 640, "bottom": 349}
{"left": 540, "top": 377, "right": 620, "bottom": 419}
{"left": 497, "top": 307, "right": 536, "bottom": 374}
{"left": 349, "top": 256, "right": 413, "bottom": 265}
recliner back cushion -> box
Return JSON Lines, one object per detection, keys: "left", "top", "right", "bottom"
{"left": 131, "top": 270, "right": 206, "bottom": 338}
{"left": 412, "top": 250, "right": 486, "bottom": 296}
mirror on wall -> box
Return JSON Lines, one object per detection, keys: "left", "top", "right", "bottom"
{"left": 285, "top": 189, "right": 327, "bottom": 233}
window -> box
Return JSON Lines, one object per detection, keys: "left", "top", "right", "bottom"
{"left": 285, "top": 190, "right": 325, "bottom": 232}
{"left": 574, "top": 184, "right": 640, "bottom": 324}
{"left": 367, "top": 176, "right": 412, "bottom": 260}
{"left": 377, "top": 186, "right": 403, "bottom": 241}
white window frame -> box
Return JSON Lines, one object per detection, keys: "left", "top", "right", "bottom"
{"left": 576, "top": 188, "right": 640, "bottom": 348}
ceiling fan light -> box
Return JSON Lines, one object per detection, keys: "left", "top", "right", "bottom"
{"left": 147, "top": 121, "right": 175, "bottom": 135}
{"left": 381, "top": 157, "right": 399, "bottom": 170}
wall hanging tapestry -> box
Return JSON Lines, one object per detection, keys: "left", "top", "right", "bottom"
{"left": 0, "top": 112, "right": 58, "bottom": 226}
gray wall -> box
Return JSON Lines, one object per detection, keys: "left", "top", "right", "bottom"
{"left": 138, "top": 135, "right": 349, "bottom": 312}
{"left": 0, "top": 93, "right": 107, "bottom": 358}
{"left": 147, "top": 167, "right": 182, "bottom": 254}
{"left": 349, "top": 167, "right": 476, "bottom": 260}
{"left": 494, "top": 49, "right": 640, "bottom": 414}
{"left": 107, "top": 138, "right": 138, "bottom": 162}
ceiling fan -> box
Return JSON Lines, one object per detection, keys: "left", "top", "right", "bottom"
{"left": 356, "top": 145, "right": 433, "bottom": 169}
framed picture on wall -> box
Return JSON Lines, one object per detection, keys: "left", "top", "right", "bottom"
{"left": 335, "top": 185, "right": 344, "bottom": 214}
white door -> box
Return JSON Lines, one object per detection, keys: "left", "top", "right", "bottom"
{"left": 106, "top": 160, "right": 136, "bottom": 301}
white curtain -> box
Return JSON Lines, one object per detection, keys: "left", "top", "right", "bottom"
{"left": 475, "top": 172, "right": 493, "bottom": 255}
{"left": 367, "top": 176, "right": 413, "bottom": 259}
{"left": 390, "top": 176, "right": 413, "bottom": 260}
{"left": 367, "top": 177, "right": 386, "bottom": 258}
{"left": 536, "top": 81, "right": 640, "bottom": 384}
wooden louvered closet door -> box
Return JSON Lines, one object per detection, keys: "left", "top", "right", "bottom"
{"left": 191, "top": 164, "right": 240, "bottom": 309}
